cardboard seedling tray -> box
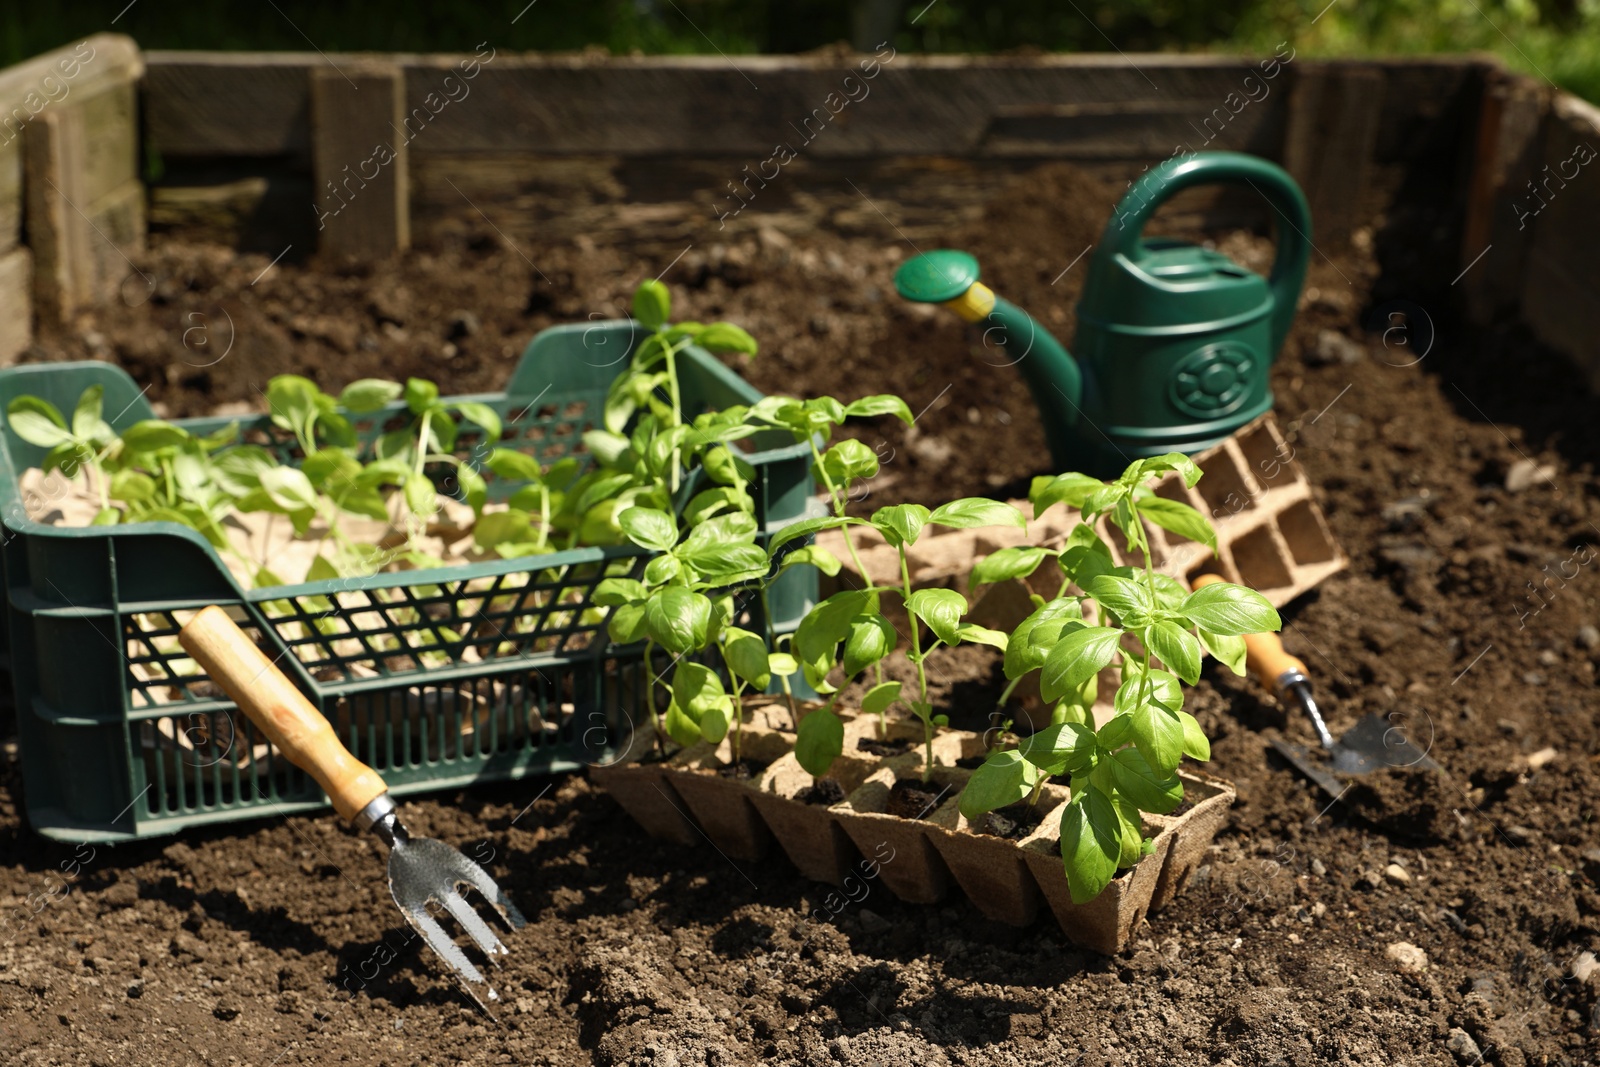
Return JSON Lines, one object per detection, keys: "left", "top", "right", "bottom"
{"left": 591, "top": 720, "right": 1236, "bottom": 953}
{"left": 817, "top": 414, "right": 1344, "bottom": 611}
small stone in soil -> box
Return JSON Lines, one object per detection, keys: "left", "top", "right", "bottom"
{"left": 857, "top": 736, "right": 914, "bottom": 757}
{"left": 795, "top": 779, "right": 845, "bottom": 807}
{"left": 886, "top": 779, "right": 947, "bottom": 821}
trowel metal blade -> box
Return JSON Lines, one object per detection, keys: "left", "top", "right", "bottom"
{"left": 1269, "top": 738, "right": 1349, "bottom": 800}
{"left": 1333, "top": 713, "right": 1441, "bottom": 774}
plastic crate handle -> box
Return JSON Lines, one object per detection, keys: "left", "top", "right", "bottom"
{"left": 178, "top": 606, "right": 388, "bottom": 823}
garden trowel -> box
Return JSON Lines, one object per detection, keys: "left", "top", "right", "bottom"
{"left": 179, "top": 606, "right": 525, "bottom": 1015}
{"left": 1191, "top": 575, "right": 1439, "bottom": 798}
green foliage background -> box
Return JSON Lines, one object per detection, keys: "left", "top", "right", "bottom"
{"left": 2, "top": 0, "right": 1594, "bottom": 100}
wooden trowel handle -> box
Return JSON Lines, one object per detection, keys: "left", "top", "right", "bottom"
{"left": 1191, "top": 574, "right": 1307, "bottom": 693}
{"left": 179, "top": 605, "right": 388, "bottom": 823}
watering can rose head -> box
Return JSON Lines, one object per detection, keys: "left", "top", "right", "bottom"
{"left": 894, "top": 151, "right": 1311, "bottom": 477}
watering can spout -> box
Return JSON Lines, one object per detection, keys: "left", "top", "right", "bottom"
{"left": 893, "top": 250, "right": 1085, "bottom": 471}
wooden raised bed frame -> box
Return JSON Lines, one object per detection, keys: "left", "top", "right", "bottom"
{"left": 0, "top": 36, "right": 1593, "bottom": 394}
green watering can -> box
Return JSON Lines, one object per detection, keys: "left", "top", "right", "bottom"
{"left": 895, "top": 151, "right": 1311, "bottom": 476}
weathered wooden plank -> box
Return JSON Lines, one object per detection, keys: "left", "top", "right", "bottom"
{"left": 141, "top": 52, "right": 1481, "bottom": 163}
{"left": 24, "top": 104, "right": 144, "bottom": 322}
{"left": 142, "top": 51, "right": 313, "bottom": 163}
{"left": 78, "top": 79, "right": 138, "bottom": 205}
{"left": 1520, "top": 93, "right": 1600, "bottom": 383}
{"left": 1460, "top": 69, "right": 1549, "bottom": 322}
{"left": 0, "top": 135, "right": 20, "bottom": 254}
{"left": 975, "top": 97, "right": 1286, "bottom": 159}
{"left": 23, "top": 107, "right": 89, "bottom": 323}
{"left": 1283, "top": 64, "right": 1384, "bottom": 246}
{"left": 0, "top": 36, "right": 142, "bottom": 157}
{"left": 0, "top": 246, "right": 32, "bottom": 365}
{"left": 310, "top": 64, "right": 409, "bottom": 257}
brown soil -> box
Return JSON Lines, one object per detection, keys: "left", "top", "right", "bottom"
{"left": 4, "top": 157, "right": 1600, "bottom": 1066}
{"left": 974, "top": 803, "right": 1046, "bottom": 841}
{"left": 717, "top": 760, "right": 772, "bottom": 782}
{"left": 884, "top": 779, "right": 950, "bottom": 822}
{"left": 794, "top": 779, "right": 846, "bottom": 807}
{"left": 856, "top": 735, "right": 915, "bottom": 758}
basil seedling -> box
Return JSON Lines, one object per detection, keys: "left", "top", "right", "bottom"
{"left": 961, "top": 454, "right": 1280, "bottom": 903}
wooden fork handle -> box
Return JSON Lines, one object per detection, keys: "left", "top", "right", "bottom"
{"left": 1191, "top": 573, "right": 1307, "bottom": 693}
{"left": 179, "top": 605, "right": 388, "bottom": 823}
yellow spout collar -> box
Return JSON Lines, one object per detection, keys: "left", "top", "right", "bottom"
{"left": 942, "top": 282, "right": 996, "bottom": 323}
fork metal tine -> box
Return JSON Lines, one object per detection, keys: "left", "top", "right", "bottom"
{"left": 440, "top": 889, "right": 509, "bottom": 959}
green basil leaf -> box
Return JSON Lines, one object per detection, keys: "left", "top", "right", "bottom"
{"left": 954, "top": 623, "right": 1008, "bottom": 650}
{"left": 594, "top": 577, "right": 647, "bottom": 607}
{"left": 404, "top": 377, "right": 440, "bottom": 415}
{"left": 793, "top": 588, "right": 874, "bottom": 668}
{"left": 338, "top": 379, "right": 403, "bottom": 413}
{"left": 1135, "top": 495, "right": 1217, "bottom": 551}
{"left": 1018, "top": 721, "right": 1097, "bottom": 777}
{"left": 71, "top": 385, "right": 104, "bottom": 440}
{"left": 1039, "top": 625, "right": 1122, "bottom": 704}
{"left": 1030, "top": 472, "right": 1104, "bottom": 515}
{"left": 454, "top": 401, "right": 502, "bottom": 443}
{"left": 331, "top": 485, "right": 389, "bottom": 522}
{"left": 1082, "top": 573, "right": 1154, "bottom": 625}
{"left": 1060, "top": 787, "right": 1121, "bottom": 904}
{"left": 702, "top": 445, "right": 756, "bottom": 488}
{"left": 1199, "top": 629, "right": 1247, "bottom": 677}
{"left": 485, "top": 448, "right": 545, "bottom": 483}
{"left": 860, "top": 680, "right": 901, "bottom": 716}
{"left": 1107, "top": 747, "right": 1184, "bottom": 814}
{"left": 6, "top": 398, "right": 73, "bottom": 448}
{"left": 842, "top": 394, "right": 914, "bottom": 424}
{"left": 1180, "top": 582, "right": 1281, "bottom": 636}
{"left": 1004, "top": 598, "right": 1083, "bottom": 681}
{"left": 1146, "top": 620, "right": 1203, "bottom": 685}
{"left": 1179, "top": 711, "right": 1211, "bottom": 761}
{"left": 607, "top": 601, "right": 649, "bottom": 644}
{"left": 109, "top": 469, "right": 156, "bottom": 503}
{"left": 683, "top": 543, "right": 768, "bottom": 585}
{"left": 644, "top": 586, "right": 712, "bottom": 655}
{"left": 259, "top": 467, "right": 320, "bottom": 512}
{"left": 969, "top": 546, "right": 1049, "bottom": 591}
{"left": 842, "top": 613, "right": 895, "bottom": 678}
{"left": 695, "top": 322, "right": 758, "bottom": 355}
{"left": 1123, "top": 451, "right": 1202, "bottom": 489}
{"left": 814, "top": 438, "right": 880, "bottom": 488}
{"left": 633, "top": 279, "right": 672, "bottom": 329}
{"left": 767, "top": 514, "right": 863, "bottom": 556}
{"left": 683, "top": 510, "right": 758, "bottom": 551}
{"left": 403, "top": 471, "right": 437, "bottom": 519}
{"left": 927, "top": 497, "right": 1026, "bottom": 531}
{"left": 663, "top": 701, "right": 703, "bottom": 748}
{"left": 958, "top": 749, "right": 1038, "bottom": 821}
{"left": 779, "top": 544, "right": 842, "bottom": 577}
{"left": 906, "top": 587, "right": 966, "bottom": 646}
{"left": 672, "top": 661, "right": 726, "bottom": 721}
{"left": 871, "top": 502, "right": 930, "bottom": 548}
{"left": 618, "top": 506, "right": 679, "bottom": 553}
{"left": 795, "top": 708, "right": 844, "bottom": 778}
{"left": 456, "top": 462, "right": 488, "bottom": 512}
{"left": 767, "top": 652, "right": 799, "bottom": 677}
{"left": 723, "top": 627, "right": 771, "bottom": 690}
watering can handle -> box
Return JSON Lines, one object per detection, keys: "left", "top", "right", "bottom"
{"left": 1101, "top": 152, "right": 1311, "bottom": 355}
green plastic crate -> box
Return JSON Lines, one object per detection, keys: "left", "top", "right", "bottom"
{"left": 0, "top": 321, "right": 816, "bottom": 842}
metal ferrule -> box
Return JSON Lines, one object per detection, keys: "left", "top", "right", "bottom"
{"left": 353, "top": 792, "right": 407, "bottom": 848}
{"left": 1273, "top": 667, "right": 1310, "bottom": 693}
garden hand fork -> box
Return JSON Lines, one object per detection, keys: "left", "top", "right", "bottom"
{"left": 179, "top": 606, "right": 525, "bottom": 1012}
